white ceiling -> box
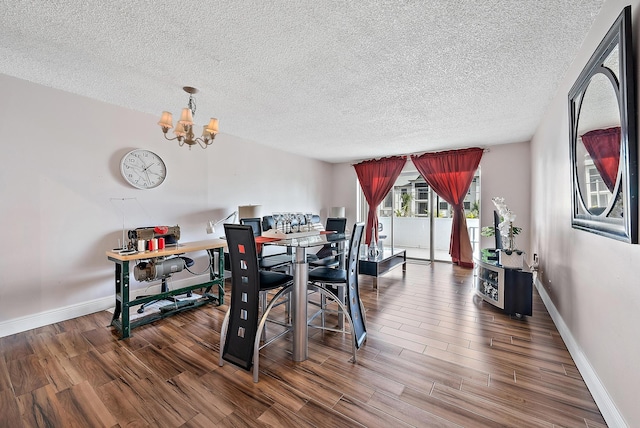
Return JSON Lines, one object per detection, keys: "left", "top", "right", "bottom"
{"left": 1, "top": 1, "right": 604, "bottom": 163}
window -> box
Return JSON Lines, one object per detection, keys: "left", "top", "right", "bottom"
{"left": 382, "top": 193, "right": 392, "bottom": 208}
{"left": 585, "top": 165, "right": 611, "bottom": 209}
{"left": 416, "top": 183, "right": 429, "bottom": 200}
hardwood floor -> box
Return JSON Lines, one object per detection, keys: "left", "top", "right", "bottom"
{"left": 0, "top": 262, "right": 607, "bottom": 427}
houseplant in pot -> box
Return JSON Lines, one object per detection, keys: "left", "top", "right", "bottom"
{"left": 481, "top": 197, "right": 524, "bottom": 268}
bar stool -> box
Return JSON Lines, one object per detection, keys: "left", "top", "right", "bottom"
{"left": 219, "top": 224, "right": 293, "bottom": 382}
{"left": 307, "top": 217, "right": 348, "bottom": 268}
{"left": 307, "top": 222, "right": 367, "bottom": 362}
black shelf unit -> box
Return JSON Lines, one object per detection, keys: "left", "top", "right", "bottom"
{"left": 474, "top": 249, "right": 532, "bottom": 317}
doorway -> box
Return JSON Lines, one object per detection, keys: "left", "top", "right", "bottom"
{"left": 358, "top": 160, "right": 480, "bottom": 262}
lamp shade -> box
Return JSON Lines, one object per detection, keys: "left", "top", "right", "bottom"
{"left": 238, "top": 204, "right": 261, "bottom": 219}
{"left": 178, "top": 108, "right": 194, "bottom": 126}
{"left": 158, "top": 111, "right": 173, "bottom": 129}
{"left": 206, "top": 118, "right": 219, "bottom": 134}
{"left": 174, "top": 122, "right": 186, "bottom": 137}
{"left": 330, "top": 206, "right": 346, "bottom": 217}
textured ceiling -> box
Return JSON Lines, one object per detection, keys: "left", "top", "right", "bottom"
{"left": 0, "top": 1, "right": 604, "bottom": 163}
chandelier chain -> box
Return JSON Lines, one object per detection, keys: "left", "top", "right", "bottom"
{"left": 188, "top": 95, "right": 196, "bottom": 117}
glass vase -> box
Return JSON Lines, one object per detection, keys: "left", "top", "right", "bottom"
{"left": 501, "top": 224, "right": 516, "bottom": 252}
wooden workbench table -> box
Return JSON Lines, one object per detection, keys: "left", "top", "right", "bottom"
{"left": 106, "top": 239, "right": 227, "bottom": 339}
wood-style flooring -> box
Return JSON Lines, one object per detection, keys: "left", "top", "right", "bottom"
{"left": 0, "top": 261, "right": 607, "bottom": 427}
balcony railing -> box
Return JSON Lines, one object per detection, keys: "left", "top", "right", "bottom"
{"left": 378, "top": 217, "right": 480, "bottom": 261}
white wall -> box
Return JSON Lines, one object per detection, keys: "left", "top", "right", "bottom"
{"left": 327, "top": 162, "right": 360, "bottom": 228}
{"left": 0, "top": 74, "right": 334, "bottom": 335}
{"left": 531, "top": 1, "right": 640, "bottom": 426}
{"left": 479, "top": 142, "right": 532, "bottom": 258}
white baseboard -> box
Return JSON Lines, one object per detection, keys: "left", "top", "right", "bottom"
{"left": 534, "top": 277, "right": 627, "bottom": 427}
{"left": 0, "top": 275, "right": 212, "bottom": 338}
{"left": 0, "top": 296, "right": 114, "bottom": 338}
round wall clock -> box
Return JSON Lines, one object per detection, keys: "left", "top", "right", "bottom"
{"left": 120, "top": 149, "right": 167, "bottom": 189}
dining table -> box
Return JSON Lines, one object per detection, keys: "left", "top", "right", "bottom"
{"left": 258, "top": 230, "right": 349, "bottom": 362}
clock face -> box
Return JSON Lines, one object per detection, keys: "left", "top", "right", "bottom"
{"left": 120, "top": 149, "right": 167, "bottom": 189}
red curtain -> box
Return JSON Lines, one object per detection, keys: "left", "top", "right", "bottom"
{"left": 580, "top": 127, "right": 621, "bottom": 192}
{"left": 411, "top": 148, "right": 483, "bottom": 268}
{"left": 354, "top": 156, "right": 406, "bottom": 245}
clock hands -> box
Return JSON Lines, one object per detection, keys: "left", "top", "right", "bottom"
{"left": 121, "top": 149, "right": 166, "bottom": 190}
{"left": 143, "top": 169, "right": 152, "bottom": 186}
{"left": 139, "top": 162, "right": 164, "bottom": 179}
{"left": 123, "top": 161, "right": 150, "bottom": 185}
{"left": 131, "top": 157, "right": 155, "bottom": 186}
{"left": 126, "top": 158, "right": 164, "bottom": 185}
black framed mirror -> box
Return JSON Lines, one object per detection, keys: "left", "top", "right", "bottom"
{"left": 568, "top": 6, "right": 637, "bottom": 243}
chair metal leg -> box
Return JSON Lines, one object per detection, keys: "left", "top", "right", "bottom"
{"left": 310, "top": 286, "right": 358, "bottom": 363}
{"left": 337, "top": 285, "right": 345, "bottom": 330}
{"left": 252, "top": 286, "right": 293, "bottom": 382}
{"left": 320, "top": 293, "right": 327, "bottom": 328}
{"left": 311, "top": 284, "right": 345, "bottom": 330}
{"left": 259, "top": 291, "right": 268, "bottom": 341}
{"left": 284, "top": 296, "right": 291, "bottom": 325}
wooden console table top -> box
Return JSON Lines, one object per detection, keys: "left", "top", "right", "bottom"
{"left": 106, "top": 239, "right": 227, "bottom": 261}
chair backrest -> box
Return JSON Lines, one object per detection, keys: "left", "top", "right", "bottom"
{"left": 326, "top": 217, "right": 347, "bottom": 233}
{"left": 222, "top": 224, "right": 261, "bottom": 370}
{"left": 313, "top": 217, "right": 347, "bottom": 259}
{"left": 240, "top": 218, "right": 262, "bottom": 237}
{"left": 346, "top": 222, "right": 367, "bottom": 348}
{"left": 262, "top": 215, "right": 275, "bottom": 231}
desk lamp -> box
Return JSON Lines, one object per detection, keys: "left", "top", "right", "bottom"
{"left": 207, "top": 211, "right": 237, "bottom": 235}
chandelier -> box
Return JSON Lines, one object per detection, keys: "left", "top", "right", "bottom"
{"left": 157, "top": 86, "right": 219, "bottom": 149}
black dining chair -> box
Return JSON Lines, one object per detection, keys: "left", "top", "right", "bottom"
{"left": 240, "top": 217, "right": 292, "bottom": 271}
{"left": 307, "top": 217, "right": 348, "bottom": 268}
{"left": 261, "top": 215, "right": 275, "bottom": 232}
{"left": 307, "top": 222, "right": 367, "bottom": 362}
{"left": 219, "top": 224, "right": 293, "bottom": 382}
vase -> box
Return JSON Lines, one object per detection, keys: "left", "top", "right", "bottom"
{"left": 500, "top": 221, "right": 516, "bottom": 251}
{"left": 368, "top": 227, "right": 379, "bottom": 257}
{"left": 501, "top": 234, "right": 516, "bottom": 251}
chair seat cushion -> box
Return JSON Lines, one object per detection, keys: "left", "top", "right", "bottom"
{"left": 309, "top": 257, "right": 339, "bottom": 268}
{"left": 308, "top": 267, "right": 347, "bottom": 283}
{"left": 260, "top": 254, "right": 292, "bottom": 270}
{"left": 259, "top": 270, "right": 293, "bottom": 290}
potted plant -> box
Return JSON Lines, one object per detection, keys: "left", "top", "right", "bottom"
{"left": 481, "top": 197, "right": 524, "bottom": 268}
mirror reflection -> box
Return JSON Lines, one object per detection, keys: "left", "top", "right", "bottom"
{"left": 575, "top": 71, "right": 620, "bottom": 216}
{"left": 568, "top": 6, "right": 637, "bottom": 243}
